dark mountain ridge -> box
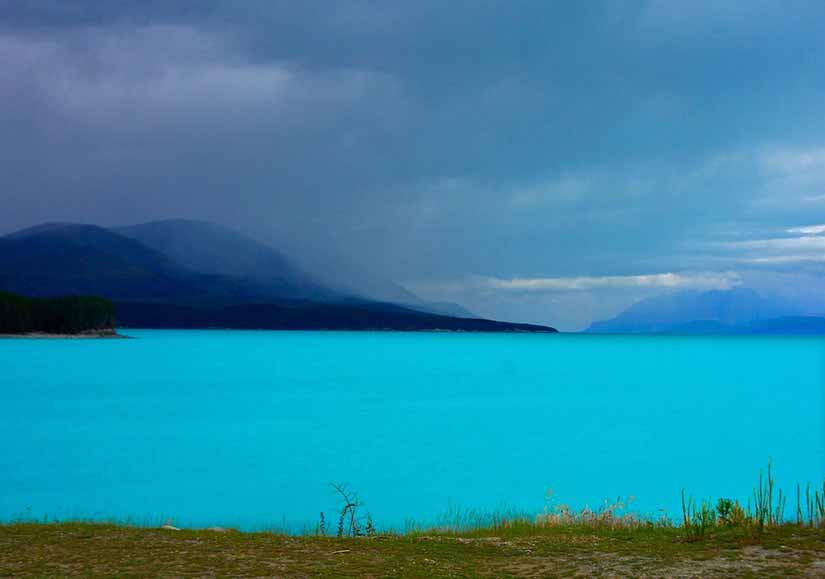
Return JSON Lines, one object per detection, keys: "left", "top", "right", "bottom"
{"left": 0, "top": 222, "right": 556, "bottom": 332}
{"left": 115, "top": 301, "right": 550, "bottom": 332}
{"left": 0, "top": 223, "right": 191, "bottom": 301}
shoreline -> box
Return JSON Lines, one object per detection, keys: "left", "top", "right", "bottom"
{"left": 0, "top": 329, "right": 127, "bottom": 339}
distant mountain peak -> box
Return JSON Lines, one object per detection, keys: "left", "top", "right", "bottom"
{"left": 586, "top": 287, "right": 799, "bottom": 334}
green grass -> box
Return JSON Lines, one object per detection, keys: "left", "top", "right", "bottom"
{"left": 4, "top": 463, "right": 825, "bottom": 577}
{"left": 2, "top": 521, "right": 824, "bottom": 577}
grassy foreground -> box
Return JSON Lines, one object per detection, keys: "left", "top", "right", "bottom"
{"left": 2, "top": 522, "right": 825, "bottom": 578}
{"left": 4, "top": 465, "right": 825, "bottom": 577}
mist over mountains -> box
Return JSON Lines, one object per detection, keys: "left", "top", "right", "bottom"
{"left": 116, "top": 220, "right": 475, "bottom": 318}
{"left": 115, "top": 220, "right": 331, "bottom": 300}
{"left": 0, "top": 220, "right": 550, "bottom": 332}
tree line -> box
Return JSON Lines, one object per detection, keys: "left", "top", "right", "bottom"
{"left": 0, "top": 291, "right": 116, "bottom": 334}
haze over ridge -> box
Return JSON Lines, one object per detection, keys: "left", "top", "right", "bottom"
{"left": 0, "top": 220, "right": 550, "bottom": 331}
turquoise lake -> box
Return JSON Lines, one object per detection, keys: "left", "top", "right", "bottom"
{"left": 2, "top": 330, "right": 824, "bottom": 531}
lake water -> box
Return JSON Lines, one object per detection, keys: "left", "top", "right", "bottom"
{"left": 2, "top": 330, "right": 824, "bottom": 531}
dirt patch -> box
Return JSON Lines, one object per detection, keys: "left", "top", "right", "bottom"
{"left": 2, "top": 523, "right": 825, "bottom": 578}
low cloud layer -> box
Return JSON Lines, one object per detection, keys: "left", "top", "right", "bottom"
{"left": 2, "top": 2, "right": 825, "bottom": 329}
{"left": 482, "top": 272, "right": 742, "bottom": 292}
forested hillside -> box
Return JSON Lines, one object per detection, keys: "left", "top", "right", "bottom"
{"left": 0, "top": 291, "right": 115, "bottom": 334}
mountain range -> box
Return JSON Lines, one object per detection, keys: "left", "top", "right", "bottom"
{"left": 0, "top": 220, "right": 554, "bottom": 332}
{"left": 586, "top": 287, "right": 825, "bottom": 334}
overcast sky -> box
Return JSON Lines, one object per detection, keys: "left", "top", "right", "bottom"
{"left": 2, "top": 1, "right": 825, "bottom": 329}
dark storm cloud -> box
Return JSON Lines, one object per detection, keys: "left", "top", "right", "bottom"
{"left": 2, "top": 1, "right": 825, "bottom": 329}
